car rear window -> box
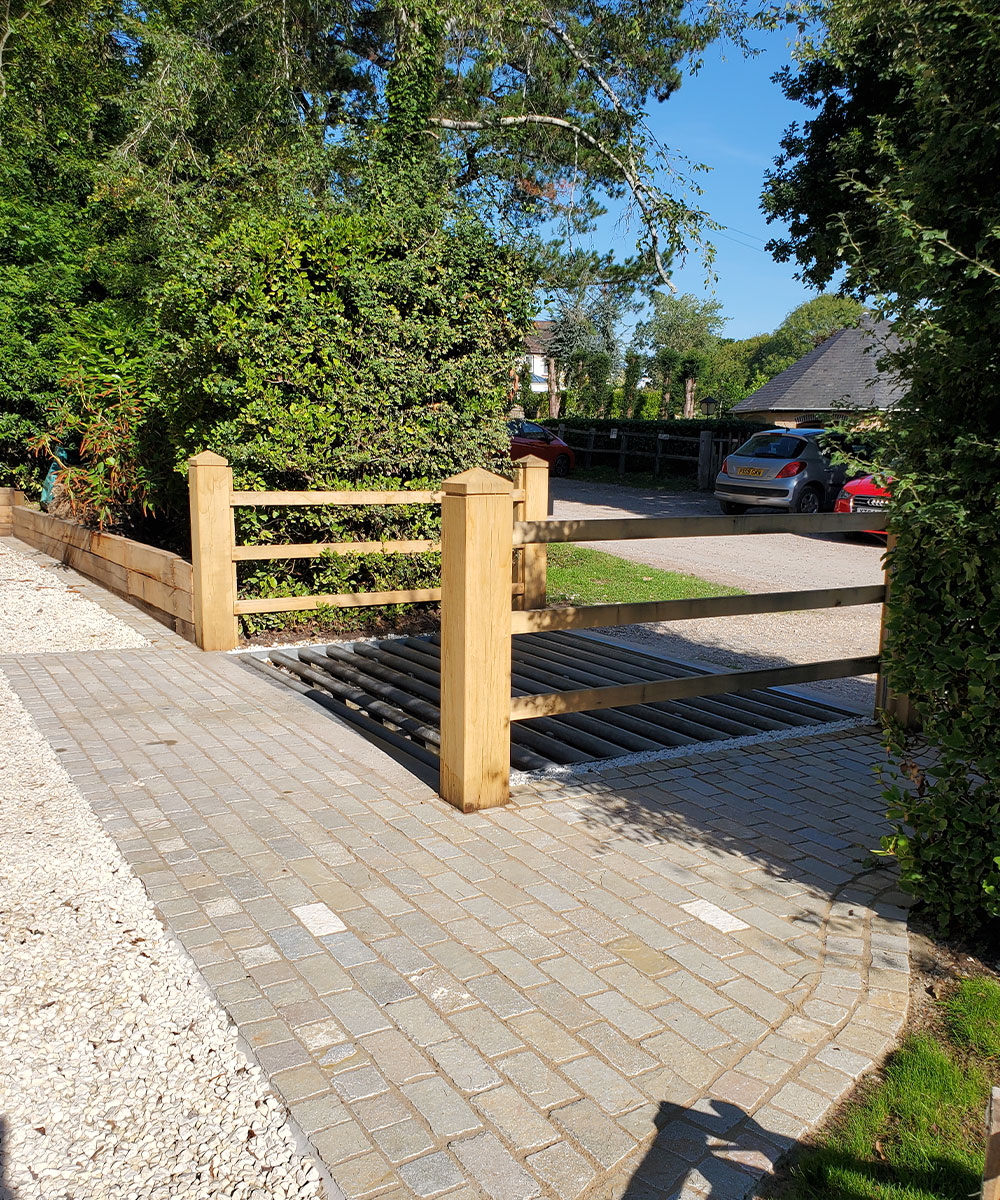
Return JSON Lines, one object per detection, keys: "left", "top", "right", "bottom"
{"left": 733, "top": 433, "right": 808, "bottom": 459}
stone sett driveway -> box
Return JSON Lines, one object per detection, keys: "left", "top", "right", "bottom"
{"left": 1, "top": 642, "right": 910, "bottom": 1200}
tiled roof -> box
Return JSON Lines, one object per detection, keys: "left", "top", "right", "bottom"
{"left": 732, "top": 319, "right": 907, "bottom": 414}
{"left": 525, "top": 319, "right": 555, "bottom": 357}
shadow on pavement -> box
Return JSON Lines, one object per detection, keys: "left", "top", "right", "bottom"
{"left": 620, "top": 1095, "right": 982, "bottom": 1199}
{"left": 622, "top": 1099, "right": 788, "bottom": 1198}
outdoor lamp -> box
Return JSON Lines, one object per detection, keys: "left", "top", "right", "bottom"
{"left": 699, "top": 396, "right": 718, "bottom": 416}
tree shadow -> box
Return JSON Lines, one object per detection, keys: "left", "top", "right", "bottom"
{"left": 621, "top": 1099, "right": 981, "bottom": 1199}
{"left": 0, "top": 1116, "right": 18, "bottom": 1200}
{"left": 622, "top": 1099, "right": 793, "bottom": 1198}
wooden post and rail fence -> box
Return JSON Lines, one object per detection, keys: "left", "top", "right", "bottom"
{"left": 553, "top": 424, "right": 742, "bottom": 486}
{"left": 185, "top": 450, "right": 550, "bottom": 652}
{"left": 184, "top": 452, "right": 910, "bottom": 812}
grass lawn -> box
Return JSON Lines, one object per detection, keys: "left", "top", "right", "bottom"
{"left": 767, "top": 976, "right": 1000, "bottom": 1200}
{"left": 545, "top": 543, "right": 743, "bottom": 607}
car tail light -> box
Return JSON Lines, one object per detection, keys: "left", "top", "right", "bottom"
{"left": 775, "top": 460, "right": 806, "bottom": 478}
{"left": 720, "top": 457, "right": 729, "bottom": 475}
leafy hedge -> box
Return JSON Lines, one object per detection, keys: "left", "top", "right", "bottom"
{"left": 152, "top": 196, "right": 533, "bottom": 629}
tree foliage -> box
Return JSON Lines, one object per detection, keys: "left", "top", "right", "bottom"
{"left": 763, "top": 0, "right": 1000, "bottom": 935}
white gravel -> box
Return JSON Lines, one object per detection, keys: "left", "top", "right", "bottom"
{"left": 0, "top": 540, "right": 327, "bottom": 1200}
{"left": 0, "top": 540, "right": 149, "bottom": 652}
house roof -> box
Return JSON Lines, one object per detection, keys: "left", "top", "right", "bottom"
{"left": 732, "top": 319, "right": 907, "bottom": 414}
{"left": 525, "top": 319, "right": 555, "bottom": 357}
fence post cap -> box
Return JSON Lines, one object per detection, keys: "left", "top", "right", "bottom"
{"left": 442, "top": 468, "right": 513, "bottom": 496}
{"left": 188, "top": 451, "right": 230, "bottom": 468}
{"left": 518, "top": 455, "right": 549, "bottom": 470}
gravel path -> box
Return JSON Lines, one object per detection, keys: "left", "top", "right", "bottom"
{"left": 549, "top": 479, "right": 887, "bottom": 710}
{"left": 0, "top": 539, "right": 150, "bottom": 653}
{"left": 0, "top": 541, "right": 329, "bottom": 1200}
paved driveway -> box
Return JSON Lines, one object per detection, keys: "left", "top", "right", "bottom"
{"left": 4, "top": 642, "right": 909, "bottom": 1200}
{"left": 547, "top": 481, "right": 887, "bottom": 711}
{"left": 0, "top": 538, "right": 909, "bottom": 1200}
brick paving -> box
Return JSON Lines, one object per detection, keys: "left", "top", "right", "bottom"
{"left": 2, "top": 636, "right": 910, "bottom": 1200}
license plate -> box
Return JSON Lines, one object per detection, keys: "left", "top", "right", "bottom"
{"left": 737, "top": 467, "right": 765, "bottom": 477}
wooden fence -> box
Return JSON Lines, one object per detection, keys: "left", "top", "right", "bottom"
{"left": 2, "top": 487, "right": 195, "bottom": 637}
{"left": 554, "top": 425, "right": 746, "bottom": 487}
{"left": 186, "top": 451, "right": 550, "bottom": 651}
{"left": 984, "top": 1086, "right": 1000, "bottom": 1200}
{"left": 435, "top": 467, "right": 898, "bottom": 811}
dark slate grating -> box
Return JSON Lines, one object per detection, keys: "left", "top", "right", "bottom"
{"left": 246, "top": 632, "right": 859, "bottom": 778}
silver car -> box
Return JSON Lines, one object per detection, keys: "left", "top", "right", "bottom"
{"left": 714, "top": 428, "right": 848, "bottom": 515}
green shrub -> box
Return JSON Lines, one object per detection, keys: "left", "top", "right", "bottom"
{"left": 153, "top": 192, "right": 533, "bottom": 626}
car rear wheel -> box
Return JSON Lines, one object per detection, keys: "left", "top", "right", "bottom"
{"left": 793, "top": 486, "right": 823, "bottom": 514}
{"left": 552, "top": 454, "right": 571, "bottom": 478}
{"left": 718, "top": 500, "right": 747, "bottom": 514}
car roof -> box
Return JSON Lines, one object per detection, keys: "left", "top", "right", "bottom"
{"left": 758, "top": 427, "right": 826, "bottom": 437}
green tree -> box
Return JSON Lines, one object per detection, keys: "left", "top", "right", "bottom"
{"left": 0, "top": 1, "right": 137, "bottom": 492}
{"left": 655, "top": 347, "right": 682, "bottom": 417}
{"left": 633, "top": 292, "right": 729, "bottom": 358}
{"left": 622, "top": 351, "right": 643, "bottom": 417}
{"left": 700, "top": 333, "right": 773, "bottom": 409}
{"left": 751, "top": 294, "right": 866, "bottom": 377}
{"left": 763, "top": 0, "right": 1000, "bottom": 935}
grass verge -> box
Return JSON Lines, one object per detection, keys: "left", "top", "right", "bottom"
{"left": 765, "top": 976, "right": 1000, "bottom": 1200}
{"left": 545, "top": 543, "right": 742, "bottom": 607}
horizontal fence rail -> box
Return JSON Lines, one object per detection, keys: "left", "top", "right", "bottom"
{"left": 510, "top": 583, "right": 887, "bottom": 635}
{"left": 513, "top": 511, "right": 889, "bottom": 546}
{"left": 235, "top": 582, "right": 525, "bottom": 615}
{"left": 509, "top": 656, "right": 881, "bottom": 721}
{"left": 233, "top": 539, "right": 440, "bottom": 561}
{"left": 231, "top": 489, "right": 524, "bottom": 507}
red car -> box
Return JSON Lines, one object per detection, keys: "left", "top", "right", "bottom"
{"left": 509, "top": 419, "right": 575, "bottom": 477}
{"left": 834, "top": 474, "right": 891, "bottom": 536}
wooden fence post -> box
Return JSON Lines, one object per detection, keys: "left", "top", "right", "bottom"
{"left": 512, "top": 463, "right": 527, "bottom": 612}
{"left": 618, "top": 432, "right": 629, "bottom": 477}
{"left": 0, "top": 486, "right": 25, "bottom": 537}
{"left": 439, "top": 468, "right": 513, "bottom": 812}
{"left": 983, "top": 1087, "right": 1000, "bottom": 1200}
{"left": 697, "top": 429, "right": 714, "bottom": 490}
{"left": 520, "top": 456, "right": 549, "bottom": 611}
{"left": 875, "top": 532, "right": 919, "bottom": 730}
{"left": 584, "top": 428, "right": 596, "bottom": 469}
{"left": 188, "top": 451, "right": 238, "bottom": 652}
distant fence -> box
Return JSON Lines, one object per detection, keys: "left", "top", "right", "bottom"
{"left": 2, "top": 487, "right": 194, "bottom": 638}
{"left": 553, "top": 424, "right": 748, "bottom": 486}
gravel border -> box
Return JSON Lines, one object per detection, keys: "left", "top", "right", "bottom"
{"left": 0, "top": 539, "right": 150, "bottom": 653}
{"left": 0, "top": 539, "right": 331, "bottom": 1200}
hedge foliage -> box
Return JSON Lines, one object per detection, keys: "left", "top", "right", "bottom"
{"left": 152, "top": 196, "right": 533, "bottom": 626}
{"left": 765, "top": 0, "right": 1000, "bottom": 935}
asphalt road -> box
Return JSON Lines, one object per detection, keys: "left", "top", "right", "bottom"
{"left": 547, "top": 478, "right": 887, "bottom": 712}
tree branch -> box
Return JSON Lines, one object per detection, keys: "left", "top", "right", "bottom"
{"left": 429, "top": 113, "right": 678, "bottom": 288}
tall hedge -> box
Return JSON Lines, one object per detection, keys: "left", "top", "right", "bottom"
{"left": 152, "top": 198, "right": 533, "bottom": 626}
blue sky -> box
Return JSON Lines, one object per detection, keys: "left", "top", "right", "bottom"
{"left": 580, "top": 26, "right": 825, "bottom": 341}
